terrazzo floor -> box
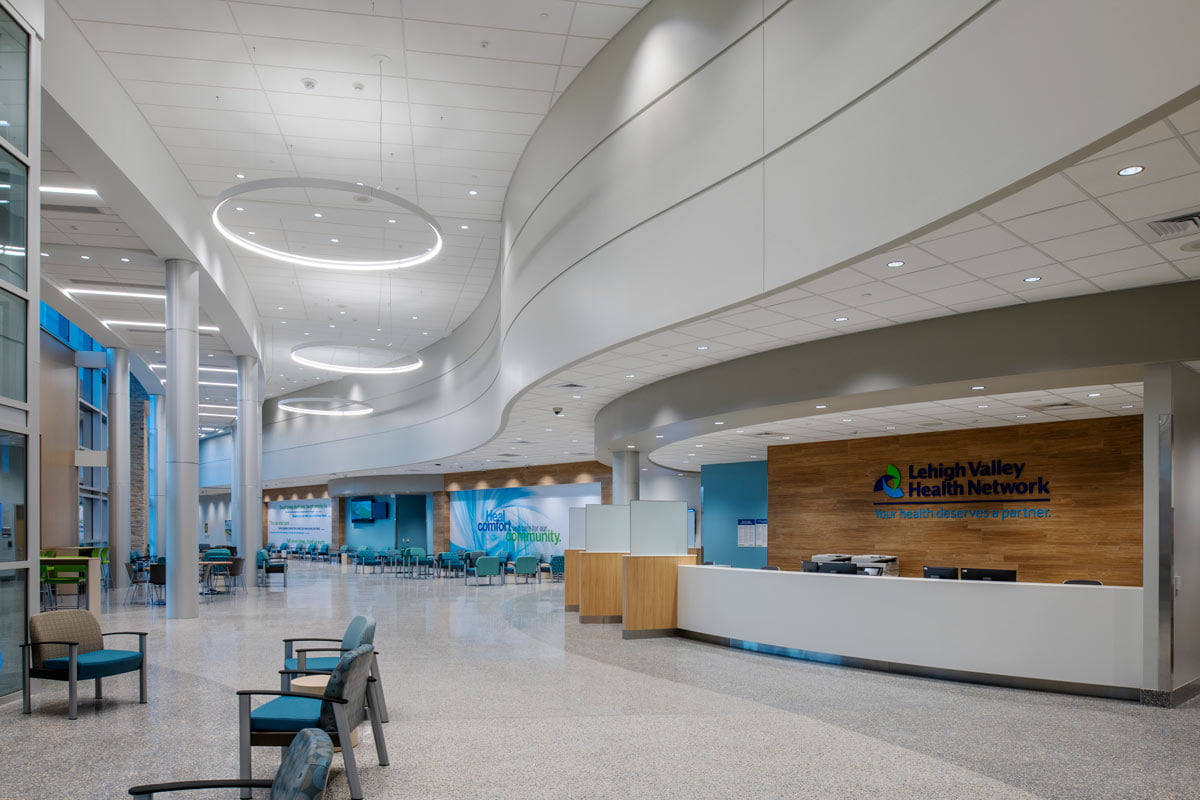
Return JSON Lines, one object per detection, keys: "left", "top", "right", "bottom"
{"left": 3, "top": 561, "right": 1199, "bottom": 799}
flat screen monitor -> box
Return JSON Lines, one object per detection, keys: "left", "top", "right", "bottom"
{"left": 961, "top": 567, "right": 1017, "bottom": 582}
{"left": 349, "top": 498, "right": 374, "bottom": 523}
{"left": 801, "top": 560, "right": 820, "bottom": 573}
{"left": 923, "top": 565, "right": 960, "bottom": 580}
{"left": 371, "top": 500, "right": 389, "bottom": 519}
{"left": 818, "top": 561, "right": 858, "bottom": 575}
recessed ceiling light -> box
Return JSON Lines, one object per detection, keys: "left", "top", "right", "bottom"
{"left": 422, "top": 331, "right": 429, "bottom": 335}
{"left": 1117, "top": 165, "right": 1144, "bottom": 176}
{"left": 277, "top": 306, "right": 284, "bottom": 310}
{"left": 971, "top": 386, "right": 985, "bottom": 390}
{"left": 1023, "top": 276, "right": 1042, "bottom": 283}
{"left": 120, "top": 257, "right": 131, "bottom": 263}
{"left": 779, "top": 437, "right": 789, "bottom": 441}
{"left": 236, "top": 173, "right": 245, "bottom": 179}
{"left": 977, "top": 404, "right": 989, "bottom": 409}
{"left": 40, "top": 251, "right": 49, "bottom": 257}
{"left": 842, "top": 418, "right": 853, "bottom": 422}
{"left": 248, "top": 231, "right": 256, "bottom": 236}
{"left": 80, "top": 255, "right": 90, "bottom": 260}
{"left": 469, "top": 190, "right": 478, "bottom": 196}
{"left": 735, "top": 429, "right": 745, "bottom": 433}
{"left": 388, "top": 219, "right": 396, "bottom": 224}
{"left": 313, "top": 212, "right": 323, "bottom": 218}
{"left": 697, "top": 345, "right": 709, "bottom": 350}
{"left": 714, "top": 421, "right": 724, "bottom": 425}
{"left": 641, "top": 467, "right": 648, "bottom": 472}
{"left": 330, "top": 238, "right": 339, "bottom": 243}
{"left": 655, "top": 435, "right": 664, "bottom": 438}
{"left": 627, "top": 445, "right": 636, "bottom": 449}
{"left": 816, "top": 404, "right": 827, "bottom": 409}
{"left": 625, "top": 374, "right": 635, "bottom": 379}
{"left": 329, "top": 324, "right": 335, "bottom": 328}
{"left": 886, "top": 426, "right": 896, "bottom": 430}
{"left": 887, "top": 260, "right": 904, "bottom": 268}
{"left": 1121, "top": 404, "right": 1134, "bottom": 409}
{"left": 834, "top": 316, "right": 848, "bottom": 322}
{"left": 1016, "top": 414, "right": 1028, "bottom": 419}
{"left": 339, "top": 310, "right": 346, "bottom": 315}
{"left": 368, "top": 337, "right": 375, "bottom": 341}
{"left": 460, "top": 225, "right": 469, "bottom": 230}
{"left": 1087, "top": 392, "right": 1102, "bottom": 397}
{"left": 545, "top": 428, "right": 553, "bottom": 432}
{"left": 280, "top": 320, "right": 287, "bottom": 324}
{"left": 235, "top": 207, "right": 244, "bottom": 212}
{"left": 571, "top": 394, "right": 581, "bottom": 399}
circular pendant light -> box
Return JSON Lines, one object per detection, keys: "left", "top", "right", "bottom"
{"left": 277, "top": 397, "right": 374, "bottom": 417}
{"left": 290, "top": 343, "right": 422, "bottom": 375}
{"left": 211, "top": 177, "right": 444, "bottom": 271}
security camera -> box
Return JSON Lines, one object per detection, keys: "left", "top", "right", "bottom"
{"left": 552, "top": 407, "right": 564, "bottom": 416}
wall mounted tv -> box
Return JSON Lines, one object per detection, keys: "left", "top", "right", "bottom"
{"left": 349, "top": 498, "right": 389, "bottom": 523}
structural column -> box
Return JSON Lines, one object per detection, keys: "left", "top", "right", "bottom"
{"left": 612, "top": 450, "right": 640, "bottom": 505}
{"left": 106, "top": 348, "right": 131, "bottom": 587}
{"left": 233, "top": 355, "right": 263, "bottom": 569}
{"left": 165, "top": 259, "right": 200, "bottom": 619}
{"left": 152, "top": 394, "right": 166, "bottom": 557}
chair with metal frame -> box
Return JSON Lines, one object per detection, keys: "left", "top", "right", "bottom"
{"left": 129, "top": 727, "right": 333, "bottom": 799}
{"left": 21, "top": 609, "right": 147, "bottom": 720}
{"left": 239, "top": 645, "right": 388, "bottom": 800}
{"left": 511, "top": 555, "right": 541, "bottom": 584}
{"left": 466, "top": 556, "right": 501, "bottom": 586}
{"left": 279, "top": 614, "right": 389, "bottom": 723}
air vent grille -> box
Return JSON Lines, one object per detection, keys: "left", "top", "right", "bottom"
{"left": 1132, "top": 207, "right": 1200, "bottom": 242}
{"left": 43, "top": 203, "right": 108, "bottom": 215}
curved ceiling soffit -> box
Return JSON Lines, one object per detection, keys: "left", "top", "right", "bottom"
{"left": 594, "top": 281, "right": 1200, "bottom": 466}
{"left": 41, "top": 2, "right": 262, "bottom": 360}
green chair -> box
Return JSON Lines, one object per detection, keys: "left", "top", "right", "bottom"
{"left": 130, "top": 727, "right": 333, "bottom": 799}
{"left": 43, "top": 562, "right": 89, "bottom": 610}
{"left": 239, "top": 645, "right": 388, "bottom": 800}
{"left": 98, "top": 547, "right": 111, "bottom": 591}
{"left": 466, "top": 556, "right": 500, "bottom": 585}
{"left": 21, "top": 609, "right": 147, "bottom": 719}
{"left": 512, "top": 555, "right": 541, "bottom": 584}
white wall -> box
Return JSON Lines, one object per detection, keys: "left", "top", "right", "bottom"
{"left": 198, "top": 493, "right": 232, "bottom": 548}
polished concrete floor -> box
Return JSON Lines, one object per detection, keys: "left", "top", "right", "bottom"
{"left": 3, "top": 561, "right": 1200, "bottom": 799}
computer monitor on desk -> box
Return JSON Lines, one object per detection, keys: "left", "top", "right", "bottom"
{"left": 923, "top": 566, "right": 960, "bottom": 580}
{"left": 961, "top": 568, "right": 1017, "bottom": 582}
{"left": 818, "top": 561, "right": 858, "bottom": 575}
{"left": 801, "top": 561, "right": 820, "bottom": 573}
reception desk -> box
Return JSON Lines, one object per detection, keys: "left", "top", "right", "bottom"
{"left": 677, "top": 566, "right": 1142, "bottom": 696}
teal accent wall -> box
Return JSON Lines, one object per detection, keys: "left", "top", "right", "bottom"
{"left": 344, "top": 495, "right": 394, "bottom": 551}
{"left": 394, "top": 494, "right": 427, "bottom": 550}
{"left": 700, "top": 461, "right": 767, "bottom": 568}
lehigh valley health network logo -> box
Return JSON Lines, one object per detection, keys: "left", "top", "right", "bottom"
{"left": 873, "top": 464, "right": 904, "bottom": 499}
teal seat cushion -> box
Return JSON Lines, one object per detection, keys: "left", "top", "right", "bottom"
{"left": 41, "top": 649, "right": 142, "bottom": 680}
{"left": 250, "top": 695, "right": 323, "bottom": 732}
{"left": 283, "top": 656, "right": 341, "bottom": 672}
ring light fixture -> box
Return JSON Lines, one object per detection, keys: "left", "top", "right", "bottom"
{"left": 290, "top": 343, "right": 423, "bottom": 375}
{"left": 211, "top": 177, "right": 444, "bottom": 271}
{"left": 277, "top": 397, "right": 374, "bottom": 417}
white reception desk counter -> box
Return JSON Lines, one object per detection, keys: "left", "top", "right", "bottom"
{"left": 677, "top": 566, "right": 1143, "bottom": 695}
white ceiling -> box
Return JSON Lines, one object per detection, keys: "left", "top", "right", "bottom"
{"left": 53, "top": 0, "right": 649, "bottom": 397}
{"left": 650, "top": 383, "right": 1145, "bottom": 472}
{"left": 373, "top": 99, "right": 1200, "bottom": 477}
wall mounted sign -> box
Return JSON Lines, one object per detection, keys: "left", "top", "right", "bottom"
{"left": 267, "top": 498, "right": 333, "bottom": 547}
{"left": 450, "top": 483, "right": 601, "bottom": 558}
{"left": 872, "top": 459, "right": 1051, "bottom": 521}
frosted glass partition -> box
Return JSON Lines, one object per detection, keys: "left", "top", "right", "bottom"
{"left": 584, "top": 504, "right": 630, "bottom": 552}
{"left": 569, "top": 506, "right": 587, "bottom": 549}
{"left": 629, "top": 500, "right": 688, "bottom": 556}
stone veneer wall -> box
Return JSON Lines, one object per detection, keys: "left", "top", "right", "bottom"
{"left": 129, "top": 379, "right": 150, "bottom": 554}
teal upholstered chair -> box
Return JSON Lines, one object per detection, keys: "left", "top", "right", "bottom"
{"left": 512, "top": 555, "right": 541, "bottom": 584}
{"left": 239, "top": 645, "right": 388, "bottom": 800}
{"left": 21, "top": 609, "right": 147, "bottom": 719}
{"left": 550, "top": 555, "right": 565, "bottom": 582}
{"left": 128, "top": 727, "right": 333, "bottom": 799}
{"left": 466, "top": 555, "right": 500, "bottom": 585}
{"left": 281, "top": 615, "right": 389, "bottom": 723}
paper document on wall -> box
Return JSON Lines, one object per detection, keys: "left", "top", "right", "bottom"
{"left": 754, "top": 519, "right": 768, "bottom": 547}
{"left": 737, "top": 518, "right": 756, "bottom": 547}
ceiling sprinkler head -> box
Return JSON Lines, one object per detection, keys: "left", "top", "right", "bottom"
{"left": 301, "top": 77, "right": 316, "bottom": 90}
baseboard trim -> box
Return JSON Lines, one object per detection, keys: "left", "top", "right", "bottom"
{"left": 676, "top": 630, "right": 1139, "bottom": 701}
{"left": 622, "top": 628, "right": 677, "bottom": 639}
{"left": 1141, "top": 676, "right": 1200, "bottom": 707}
{"left": 564, "top": 604, "right": 579, "bottom": 612}
{"left": 580, "top": 614, "right": 622, "bottom": 624}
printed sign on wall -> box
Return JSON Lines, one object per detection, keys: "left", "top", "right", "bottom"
{"left": 267, "top": 498, "right": 333, "bottom": 548}
{"left": 871, "top": 458, "right": 1052, "bottom": 522}
{"left": 450, "top": 483, "right": 602, "bottom": 558}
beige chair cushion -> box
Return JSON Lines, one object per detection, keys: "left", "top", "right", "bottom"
{"left": 29, "top": 610, "right": 103, "bottom": 667}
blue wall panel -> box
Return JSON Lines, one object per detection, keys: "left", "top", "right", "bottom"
{"left": 700, "top": 461, "right": 768, "bottom": 568}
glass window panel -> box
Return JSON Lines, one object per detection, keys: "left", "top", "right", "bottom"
{"left": 0, "top": 147, "right": 26, "bottom": 288}
{"left": 0, "top": 431, "right": 26, "bottom": 562}
{"left": 0, "top": 286, "right": 24, "bottom": 401}
{"left": 0, "top": 9, "right": 29, "bottom": 154}
{"left": 0, "top": 568, "right": 27, "bottom": 695}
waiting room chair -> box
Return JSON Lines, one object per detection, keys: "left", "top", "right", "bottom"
{"left": 239, "top": 645, "right": 388, "bottom": 800}
{"left": 512, "top": 555, "right": 541, "bottom": 584}
{"left": 124, "top": 562, "right": 152, "bottom": 605}
{"left": 280, "top": 614, "right": 389, "bottom": 722}
{"left": 129, "top": 727, "right": 333, "bottom": 799}
{"left": 21, "top": 609, "right": 147, "bottom": 719}
{"left": 466, "top": 555, "right": 501, "bottom": 585}
{"left": 354, "top": 549, "right": 382, "bottom": 574}
{"left": 148, "top": 563, "right": 167, "bottom": 605}
{"left": 260, "top": 549, "right": 288, "bottom": 586}
{"left": 550, "top": 555, "right": 565, "bottom": 582}
{"left": 227, "top": 557, "right": 247, "bottom": 592}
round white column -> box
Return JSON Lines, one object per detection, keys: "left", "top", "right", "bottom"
{"left": 165, "top": 259, "right": 199, "bottom": 619}
{"left": 233, "top": 355, "right": 263, "bottom": 569}
{"left": 611, "top": 449, "right": 640, "bottom": 505}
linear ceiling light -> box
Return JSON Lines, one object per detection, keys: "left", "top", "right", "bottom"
{"left": 64, "top": 288, "right": 166, "bottom": 300}
{"left": 199, "top": 412, "right": 237, "bottom": 418}
{"left": 200, "top": 404, "right": 238, "bottom": 410}
{"left": 211, "top": 178, "right": 444, "bottom": 271}
{"left": 150, "top": 364, "right": 238, "bottom": 374}
{"left": 103, "top": 320, "right": 220, "bottom": 333}
{"left": 41, "top": 186, "right": 100, "bottom": 196}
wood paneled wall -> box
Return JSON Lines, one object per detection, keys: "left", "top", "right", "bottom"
{"left": 433, "top": 461, "right": 612, "bottom": 553}
{"left": 767, "top": 417, "right": 1143, "bottom": 585}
